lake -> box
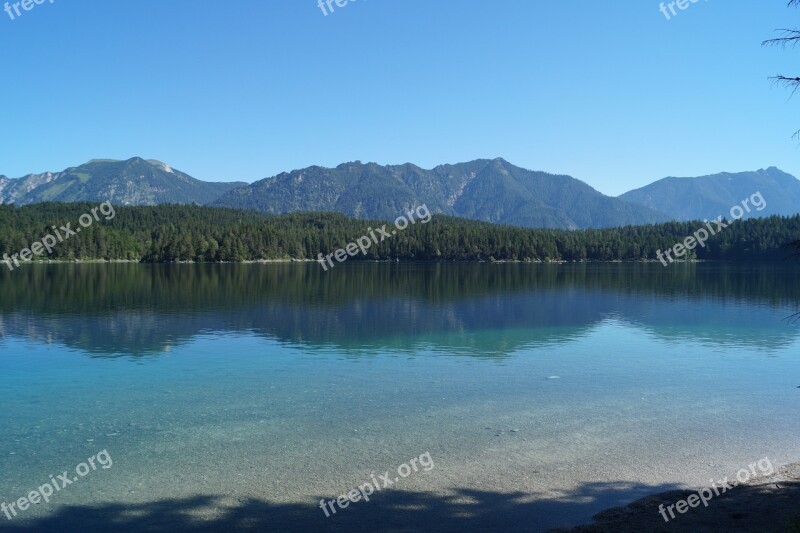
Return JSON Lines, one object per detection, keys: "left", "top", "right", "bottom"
{"left": 1, "top": 263, "right": 799, "bottom": 532}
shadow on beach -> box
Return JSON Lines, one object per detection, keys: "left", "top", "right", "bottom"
{"left": 1, "top": 475, "right": 798, "bottom": 533}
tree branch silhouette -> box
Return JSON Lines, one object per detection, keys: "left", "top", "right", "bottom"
{"left": 764, "top": 2, "right": 800, "bottom": 137}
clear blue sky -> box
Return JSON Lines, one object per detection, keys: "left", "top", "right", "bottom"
{"left": 0, "top": 0, "right": 797, "bottom": 195}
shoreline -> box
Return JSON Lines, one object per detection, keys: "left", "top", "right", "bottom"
{"left": 0, "top": 258, "right": 764, "bottom": 266}
{"left": 554, "top": 461, "right": 800, "bottom": 532}
{"left": 5, "top": 459, "right": 799, "bottom": 532}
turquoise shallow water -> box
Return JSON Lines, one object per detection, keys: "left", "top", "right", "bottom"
{"left": 0, "top": 263, "right": 799, "bottom": 531}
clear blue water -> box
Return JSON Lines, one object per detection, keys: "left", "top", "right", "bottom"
{"left": 0, "top": 263, "right": 798, "bottom": 532}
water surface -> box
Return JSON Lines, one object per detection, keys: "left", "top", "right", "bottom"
{"left": 1, "top": 263, "right": 799, "bottom": 531}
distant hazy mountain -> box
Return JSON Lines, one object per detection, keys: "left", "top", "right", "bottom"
{"left": 619, "top": 167, "right": 800, "bottom": 220}
{"left": 213, "top": 158, "right": 669, "bottom": 229}
{"left": 0, "top": 158, "right": 245, "bottom": 206}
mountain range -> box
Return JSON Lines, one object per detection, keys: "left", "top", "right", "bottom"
{"left": 0, "top": 158, "right": 245, "bottom": 206}
{"left": 2, "top": 157, "right": 799, "bottom": 229}
{"left": 211, "top": 158, "right": 669, "bottom": 229}
{"left": 619, "top": 167, "right": 799, "bottom": 220}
